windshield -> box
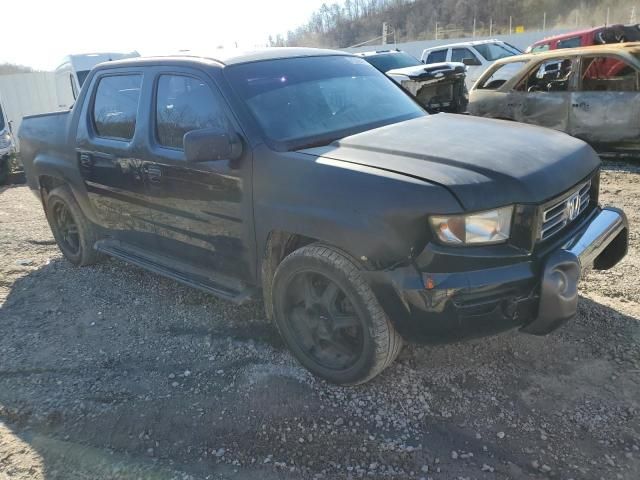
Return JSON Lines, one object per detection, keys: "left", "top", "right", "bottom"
{"left": 225, "top": 55, "right": 425, "bottom": 150}
{"left": 364, "top": 52, "right": 422, "bottom": 72}
{"left": 76, "top": 70, "right": 90, "bottom": 87}
{"left": 474, "top": 42, "right": 520, "bottom": 61}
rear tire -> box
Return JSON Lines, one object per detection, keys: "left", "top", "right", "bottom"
{"left": 272, "top": 244, "right": 403, "bottom": 385}
{"left": 45, "top": 186, "right": 104, "bottom": 266}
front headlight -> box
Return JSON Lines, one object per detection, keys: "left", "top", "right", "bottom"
{"left": 429, "top": 206, "right": 513, "bottom": 245}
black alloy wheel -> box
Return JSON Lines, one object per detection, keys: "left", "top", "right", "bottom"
{"left": 52, "top": 201, "right": 81, "bottom": 256}
{"left": 271, "top": 244, "right": 403, "bottom": 385}
{"left": 284, "top": 271, "right": 364, "bottom": 371}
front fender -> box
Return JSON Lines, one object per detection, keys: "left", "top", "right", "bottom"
{"left": 253, "top": 146, "right": 462, "bottom": 269}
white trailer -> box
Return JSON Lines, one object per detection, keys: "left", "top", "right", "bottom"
{"left": 55, "top": 52, "right": 140, "bottom": 110}
{"left": 0, "top": 72, "right": 59, "bottom": 151}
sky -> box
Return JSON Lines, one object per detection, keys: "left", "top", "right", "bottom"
{"left": 3, "top": 0, "right": 329, "bottom": 70}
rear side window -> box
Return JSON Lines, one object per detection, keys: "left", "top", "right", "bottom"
{"left": 557, "top": 36, "right": 582, "bottom": 49}
{"left": 70, "top": 74, "right": 78, "bottom": 100}
{"left": 580, "top": 56, "right": 639, "bottom": 92}
{"left": 93, "top": 74, "right": 142, "bottom": 140}
{"left": 425, "top": 49, "right": 447, "bottom": 64}
{"left": 155, "top": 75, "right": 229, "bottom": 150}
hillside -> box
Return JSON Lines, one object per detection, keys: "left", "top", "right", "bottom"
{"left": 271, "top": 0, "right": 639, "bottom": 48}
{"left": 0, "top": 63, "right": 34, "bottom": 75}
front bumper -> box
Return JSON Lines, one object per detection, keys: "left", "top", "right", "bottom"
{"left": 522, "top": 206, "right": 627, "bottom": 334}
{"left": 366, "top": 207, "right": 628, "bottom": 344}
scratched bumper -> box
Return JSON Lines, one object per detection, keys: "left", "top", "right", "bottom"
{"left": 365, "top": 207, "right": 629, "bottom": 344}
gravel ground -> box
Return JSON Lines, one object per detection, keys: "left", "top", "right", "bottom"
{"left": 1, "top": 164, "right": 639, "bottom": 480}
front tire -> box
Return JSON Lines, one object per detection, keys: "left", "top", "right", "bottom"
{"left": 45, "top": 186, "right": 104, "bottom": 266}
{"left": 272, "top": 244, "right": 403, "bottom": 385}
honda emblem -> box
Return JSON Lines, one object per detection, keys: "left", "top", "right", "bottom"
{"left": 566, "top": 193, "right": 581, "bottom": 221}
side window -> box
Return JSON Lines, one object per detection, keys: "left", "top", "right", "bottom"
{"left": 93, "top": 74, "right": 142, "bottom": 140}
{"left": 517, "top": 58, "right": 574, "bottom": 92}
{"left": 70, "top": 74, "right": 78, "bottom": 100}
{"left": 425, "top": 49, "right": 447, "bottom": 64}
{"left": 477, "top": 61, "right": 528, "bottom": 89}
{"left": 451, "top": 48, "right": 481, "bottom": 65}
{"left": 579, "top": 56, "right": 638, "bottom": 92}
{"left": 155, "top": 74, "right": 229, "bottom": 150}
{"left": 557, "top": 36, "right": 582, "bottom": 49}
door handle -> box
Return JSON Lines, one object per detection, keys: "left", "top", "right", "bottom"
{"left": 145, "top": 164, "right": 162, "bottom": 183}
{"left": 572, "top": 102, "right": 590, "bottom": 110}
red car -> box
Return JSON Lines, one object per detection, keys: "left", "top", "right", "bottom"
{"left": 526, "top": 24, "right": 640, "bottom": 53}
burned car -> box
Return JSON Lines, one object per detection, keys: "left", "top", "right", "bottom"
{"left": 469, "top": 43, "right": 640, "bottom": 151}
{"left": 357, "top": 49, "right": 468, "bottom": 113}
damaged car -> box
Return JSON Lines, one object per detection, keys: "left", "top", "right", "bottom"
{"left": 468, "top": 43, "right": 640, "bottom": 152}
{"left": 357, "top": 49, "right": 468, "bottom": 113}
{"left": 526, "top": 23, "right": 640, "bottom": 53}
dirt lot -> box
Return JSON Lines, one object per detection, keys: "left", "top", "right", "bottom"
{"left": 1, "top": 164, "right": 639, "bottom": 480}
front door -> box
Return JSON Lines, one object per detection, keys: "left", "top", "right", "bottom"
{"left": 76, "top": 72, "right": 158, "bottom": 248}
{"left": 569, "top": 54, "right": 640, "bottom": 146}
{"left": 142, "top": 71, "right": 254, "bottom": 283}
{"left": 450, "top": 47, "right": 484, "bottom": 88}
{"left": 512, "top": 57, "right": 575, "bottom": 132}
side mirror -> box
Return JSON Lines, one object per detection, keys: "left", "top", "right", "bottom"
{"left": 184, "top": 127, "right": 242, "bottom": 162}
{"left": 7, "top": 120, "right": 13, "bottom": 134}
{"left": 463, "top": 57, "right": 481, "bottom": 67}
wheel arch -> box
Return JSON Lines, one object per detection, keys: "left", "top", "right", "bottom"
{"left": 261, "top": 230, "right": 318, "bottom": 320}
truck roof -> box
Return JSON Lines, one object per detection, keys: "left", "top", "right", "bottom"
{"left": 423, "top": 39, "right": 506, "bottom": 51}
{"left": 56, "top": 52, "right": 140, "bottom": 71}
{"left": 528, "top": 24, "right": 623, "bottom": 48}
{"left": 490, "top": 41, "right": 640, "bottom": 66}
{"left": 355, "top": 49, "right": 404, "bottom": 57}
{"left": 98, "top": 47, "right": 350, "bottom": 69}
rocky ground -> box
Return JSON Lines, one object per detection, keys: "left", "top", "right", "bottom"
{"left": 0, "top": 164, "right": 639, "bottom": 480}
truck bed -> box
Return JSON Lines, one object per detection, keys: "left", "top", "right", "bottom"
{"left": 18, "top": 110, "right": 72, "bottom": 192}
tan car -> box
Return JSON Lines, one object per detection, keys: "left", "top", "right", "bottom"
{"left": 468, "top": 43, "right": 640, "bottom": 151}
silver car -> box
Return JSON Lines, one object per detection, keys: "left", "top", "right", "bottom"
{"left": 468, "top": 42, "right": 640, "bottom": 151}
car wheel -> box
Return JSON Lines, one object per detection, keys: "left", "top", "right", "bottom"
{"left": 272, "top": 244, "right": 403, "bottom": 385}
{"left": 45, "top": 186, "right": 104, "bottom": 266}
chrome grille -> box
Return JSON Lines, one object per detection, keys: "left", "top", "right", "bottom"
{"left": 540, "top": 180, "right": 591, "bottom": 240}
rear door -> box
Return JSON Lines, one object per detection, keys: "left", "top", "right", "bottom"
{"left": 569, "top": 54, "right": 640, "bottom": 146}
{"left": 141, "top": 69, "right": 255, "bottom": 283}
{"left": 75, "top": 70, "right": 159, "bottom": 247}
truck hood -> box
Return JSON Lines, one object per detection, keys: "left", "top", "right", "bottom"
{"left": 300, "top": 114, "right": 600, "bottom": 211}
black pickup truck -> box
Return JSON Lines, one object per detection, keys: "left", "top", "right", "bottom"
{"left": 19, "top": 48, "right": 629, "bottom": 385}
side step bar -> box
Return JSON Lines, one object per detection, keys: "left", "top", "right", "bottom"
{"left": 95, "top": 240, "right": 255, "bottom": 304}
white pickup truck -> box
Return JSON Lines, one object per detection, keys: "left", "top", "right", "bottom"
{"left": 421, "top": 39, "right": 521, "bottom": 88}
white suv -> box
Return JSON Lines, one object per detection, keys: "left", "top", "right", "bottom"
{"left": 421, "top": 39, "right": 521, "bottom": 88}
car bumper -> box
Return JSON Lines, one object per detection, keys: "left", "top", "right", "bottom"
{"left": 365, "top": 206, "right": 629, "bottom": 344}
